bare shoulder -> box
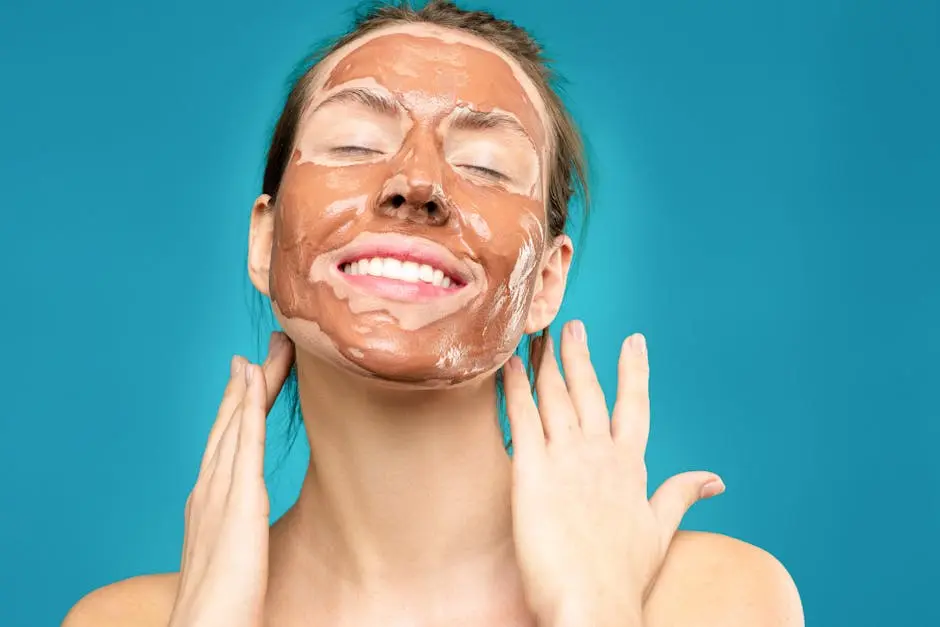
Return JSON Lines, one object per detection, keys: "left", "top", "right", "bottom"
{"left": 645, "top": 530, "right": 804, "bottom": 627}
{"left": 62, "top": 573, "right": 179, "bottom": 627}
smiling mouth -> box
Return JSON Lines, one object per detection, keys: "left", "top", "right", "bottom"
{"left": 338, "top": 255, "right": 464, "bottom": 288}
{"left": 335, "top": 255, "right": 468, "bottom": 302}
{"left": 319, "top": 231, "right": 478, "bottom": 303}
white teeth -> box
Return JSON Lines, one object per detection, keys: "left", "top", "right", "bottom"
{"left": 342, "top": 256, "right": 457, "bottom": 287}
{"left": 401, "top": 261, "right": 420, "bottom": 283}
{"left": 381, "top": 258, "right": 402, "bottom": 279}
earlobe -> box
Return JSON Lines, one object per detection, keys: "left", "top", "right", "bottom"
{"left": 524, "top": 234, "right": 574, "bottom": 333}
{"left": 248, "top": 194, "right": 275, "bottom": 296}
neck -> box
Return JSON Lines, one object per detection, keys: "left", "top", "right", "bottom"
{"left": 274, "top": 349, "right": 518, "bottom": 598}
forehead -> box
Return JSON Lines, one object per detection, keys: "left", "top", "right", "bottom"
{"left": 309, "top": 24, "right": 550, "bottom": 149}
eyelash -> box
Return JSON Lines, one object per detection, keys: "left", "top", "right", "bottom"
{"left": 331, "top": 146, "right": 382, "bottom": 156}
{"left": 329, "top": 148, "right": 506, "bottom": 181}
{"left": 461, "top": 165, "right": 508, "bottom": 181}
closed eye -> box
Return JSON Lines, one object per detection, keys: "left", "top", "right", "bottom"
{"left": 331, "top": 146, "right": 383, "bottom": 156}
{"left": 459, "top": 164, "right": 508, "bottom": 181}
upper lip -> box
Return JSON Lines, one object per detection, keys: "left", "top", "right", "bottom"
{"left": 335, "top": 232, "right": 473, "bottom": 284}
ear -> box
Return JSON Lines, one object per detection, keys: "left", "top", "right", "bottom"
{"left": 525, "top": 234, "right": 573, "bottom": 333}
{"left": 248, "top": 194, "right": 275, "bottom": 296}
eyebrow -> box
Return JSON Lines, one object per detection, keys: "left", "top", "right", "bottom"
{"left": 311, "top": 88, "right": 536, "bottom": 145}
{"left": 449, "top": 108, "right": 532, "bottom": 140}
{"left": 311, "top": 87, "right": 400, "bottom": 117}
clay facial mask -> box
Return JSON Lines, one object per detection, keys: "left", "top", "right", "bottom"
{"left": 268, "top": 26, "right": 550, "bottom": 386}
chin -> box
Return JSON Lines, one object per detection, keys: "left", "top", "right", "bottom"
{"left": 274, "top": 308, "right": 507, "bottom": 389}
{"left": 350, "top": 353, "right": 505, "bottom": 390}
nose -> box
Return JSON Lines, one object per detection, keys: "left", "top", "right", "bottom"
{"left": 374, "top": 142, "right": 452, "bottom": 227}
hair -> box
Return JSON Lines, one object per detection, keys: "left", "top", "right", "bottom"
{"left": 252, "top": 0, "right": 590, "bottom": 456}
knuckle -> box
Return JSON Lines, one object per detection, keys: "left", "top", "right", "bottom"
{"left": 231, "top": 481, "right": 269, "bottom": 517}
{"left": 574, "top": 370, "right": 601, "bottom": 391}
{"left": 569, "top": 348, "right": 591, "bottom": 370}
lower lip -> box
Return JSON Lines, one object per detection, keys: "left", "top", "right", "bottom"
{"left": 337, "top": 270, "right": 461, "bottom": 301}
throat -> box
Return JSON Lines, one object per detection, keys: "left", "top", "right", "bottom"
{"left": 278, "top": 362, "right": 516, "bottom": 588}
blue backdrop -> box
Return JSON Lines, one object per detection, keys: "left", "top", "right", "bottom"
{"left": 1, "top": 0, "right": 937, "bottom": 625}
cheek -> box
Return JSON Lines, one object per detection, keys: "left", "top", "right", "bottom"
{"left": 268, "top": 159, "right": 389, "bottom": 314}
{"left": 271, "top": 159, "right": 385, "bottom": 267}
{"left": 280, "top": 160, "right": 381, "bottom": 225}
{"left": 442, "top": 172, "right": 547, "bottom": 320}
{"left": 445, "top": 168, "right": 547, "bottom": 251}
{"left": 466, "top": 207, "right": 546, "bottom": 357}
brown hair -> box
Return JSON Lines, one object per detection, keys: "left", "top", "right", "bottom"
{"left": 257, "top": 0, "right": 590, "bottom": 450}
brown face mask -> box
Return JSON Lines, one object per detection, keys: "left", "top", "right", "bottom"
{"left": 267, "top": 27, "right": 551, "bottom": 386}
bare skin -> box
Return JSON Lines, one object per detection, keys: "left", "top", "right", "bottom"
{"left": 62, "top": 532, "right": 801, "bottom": 626}
{"left": 62, "top": 332, "right": 802, "bottom": 627}
{"left": 63, "top": 22, "right": 803, "bottom": 627}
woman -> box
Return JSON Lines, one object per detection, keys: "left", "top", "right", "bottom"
{"left": 65, "top": 1, "right": 803, "bottom": 625}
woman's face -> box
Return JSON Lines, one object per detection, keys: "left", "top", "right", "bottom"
{"left": 250, "top": 23, "right": 568, "bottom": 387}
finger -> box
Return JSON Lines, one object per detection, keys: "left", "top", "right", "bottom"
{"left": 205, "top": 365, "right": 253, "bottom": 485}
{"left": 503, "top": 355, "right": 544, "bottom": 457}
{"left": 261, "top": 332, "right": 295, "bottom": 413}
{"left": 559, "top": 320, "right": 610, "bottom": 438}
{"left": 534, "top": 334, "right": 579, "bottom": 443}
{"left": 200, "top": 355, "right": 249, "bottom": 474}
{"left": 201, "top": 330, "right": 284, "bottom": 473}
{"left": 233, "top": 363, "right": 268, "bottom": 486}
{"left": 650, "top": 471, "right": 725, "bottom": 541}
{"left": 611, "top": 333, "right": 651, "bottom": 452}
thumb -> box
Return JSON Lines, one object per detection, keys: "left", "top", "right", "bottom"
{"left": 649, "top": 471, "right": 725, "bottom": 538}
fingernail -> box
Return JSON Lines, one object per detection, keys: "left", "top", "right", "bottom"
{"left": 569, "top": 320, "right": 586, "bottom": 342}
{"left": 700, "top": 477, "right": 725, "bottom": 499}
{"left": 245, "top": 364, "right": 253, "bottom": 384}
{"left": 230, "top": 356, "right": 243, "bottom": 377}
{"left": 509, "top": 355, "right": 524, "bottom": 372}
{"left": 544, "top": 335, "right": 554, "bottom": 355}
{"left": 629, "top": 333, "right": 647, "bottom": 356}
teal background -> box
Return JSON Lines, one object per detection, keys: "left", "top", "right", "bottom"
{"left": 1, "top": 0, "right": 937, "bottom": 625}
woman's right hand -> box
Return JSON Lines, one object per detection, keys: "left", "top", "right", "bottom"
{"left": 167, "top": 332, "right": 295, "bottom": 627}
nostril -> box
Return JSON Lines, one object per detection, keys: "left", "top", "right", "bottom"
{"left": 390, "top": 194, "right": 406, "bottom": 209}
{"left": 424, "top": 201, "right": 438, "bottom": 214}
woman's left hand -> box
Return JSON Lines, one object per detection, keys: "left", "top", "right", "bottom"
{"left": 504, "top": 321, "right": 725, "bottom": 627}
